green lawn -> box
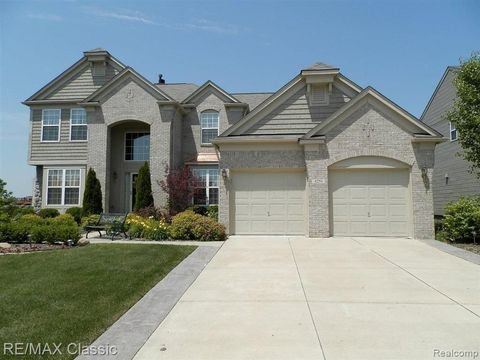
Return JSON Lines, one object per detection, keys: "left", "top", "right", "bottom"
{"left": 0, "top": 244, "right": 196, "bottom": 359}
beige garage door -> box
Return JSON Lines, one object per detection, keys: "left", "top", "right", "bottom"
{"left": 330, "top": 169, "right": 410, "bottom": 237}
{"left": 232, "top": 171, "right": 306, "bottom": 235}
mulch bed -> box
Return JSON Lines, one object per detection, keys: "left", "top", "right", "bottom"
{"left": 0, "top": 243, "right": 69, "bottom": 255}
{"left": 450, "top": 243, "right": 480, "bottom": 255}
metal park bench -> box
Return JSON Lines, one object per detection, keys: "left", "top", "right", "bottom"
{"left": 84, "top": 213, "right": 129, "bottom": 241}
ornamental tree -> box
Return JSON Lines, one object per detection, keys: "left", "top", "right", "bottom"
{"left": 134, "top": 162, "right": 154, "bottom": 211}
{"left": 158, "top": 164, "right": 195, "bottom": 215}
{"left": 82, "top": 168, "right": 103, "bottom": 216}
{"left": 447, "top": 52, "right": 480, "bottom": 177}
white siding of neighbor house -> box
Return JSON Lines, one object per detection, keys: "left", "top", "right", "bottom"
{"left": 243, "top": 84, "right": 351, "bottom": 135}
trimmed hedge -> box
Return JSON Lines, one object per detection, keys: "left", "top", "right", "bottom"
{"left": 66, "top": 207, "right": 83, "bottom": 224}
{"left": 170, "top": 210, "right": 226, "bottom": 241}
{"left": 442, "top": 197, "right": 480, "bottom": 243}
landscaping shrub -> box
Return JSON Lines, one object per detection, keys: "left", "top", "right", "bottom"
{"left": 158, "top": 165, "right": 195, "bottom": 215}
{"left": 38, "top": 208, "right": 60, "bottom": 218}
{"left": 18, "top": 214, "right": 45, "bottom": 229}
{"left": 170, "top": 210, "right": 226, "bottom": 241}
{"left": 30, "top": 224, "right": 81, "bottom": 244}
{"left": 83, "top": 168, "right": 103, "bottom": 216}
{"left": 207, "top": 205, "right": 218, "bottom": 221}
{"left": 12, "top": 207, "right": 35, "bottom": 219}
{"left": 135, "top": 205, "right": 171, "bottom": 222}
{"left": 81, "top": 214, "right": 101, "bottom": 227}
{"left": 50, "top": 214, "right": 77, "bottom": 227}
{"left": 188, "top": 205, "right": 208, "bottom": 216}
{"left": 126, "top": 213, "right": 169, "bottom": 240}
{"left": 0, "top": 222, "right": 29, "bottom": 243}
{"left": 135, "top": 162, "right": 154, "bottom": 211}
{"left": 66, "top": 207, "right": 83, "bottom": 224}
{"left": 442, "top": 197, "right": 480, "bottom": 243}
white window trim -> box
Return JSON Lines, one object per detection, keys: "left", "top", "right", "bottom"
{"left": 69, "top": 108, "right": 88, "bottom": 142}
{"left": 449, "top": 122, "right": 458, "bottom": 142}
{"left": 192, "top": 167, "right": 219, "bottom": 206}
{"left": 200, "top": 111, "right": 220, "bottom": 146}
{"left": 46, "top": 168, "right": 81, "bottom": 206}
{"left": 124, "top": 131, "right": 151, "bottom": 161}
{"left": 41, "top": 109, "right": 61, "bottom": 143}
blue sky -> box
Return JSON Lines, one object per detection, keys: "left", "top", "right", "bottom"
{"left": 0, "top": 0, "right": 478, "bottom": 196}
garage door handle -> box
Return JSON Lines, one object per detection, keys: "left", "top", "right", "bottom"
{"left": 368, "top": 212, "right": 370, "bottom": 217}
{"left": 267, "top": 211, "right": 270, "bottom": 216}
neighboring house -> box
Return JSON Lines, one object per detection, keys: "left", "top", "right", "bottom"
{"left": 421, "top": 67, "right": 480, "bottom": 216}
{"left": 24, "top": 48, "right": 444, "bottom": 238}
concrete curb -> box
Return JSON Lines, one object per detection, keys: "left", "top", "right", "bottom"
{"left": 76, "top": 245, "right": 221, "bottom": 360}
{"left": 421, "top": 239, "right": 480, "bottom": 265}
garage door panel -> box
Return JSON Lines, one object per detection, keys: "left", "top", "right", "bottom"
{"left": 232, "top": 171, "right": 306, "bottom": 235}
{"left": 330, "top": 169, "right": 409, "bottom": 237}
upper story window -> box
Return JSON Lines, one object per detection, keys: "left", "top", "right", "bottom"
{"left": 449, "top": 122, "right": 457, "bottom": 141}
{"left": 200, "top": 111, "right": 219, "bottom": 145}
{"left": 125, "top": 132, "right": 150, "bottom": 161}
{"left": 41, "top": 109, "right": 61, "bottom": 142}
{"left": 70, "top": 109, "right": 87, "bottom": 141}
{"left": 192, "top": 167, "right": 219, "bottom": 205}
{"left": 47, "top": 168, "right": 81, "bottom": 205}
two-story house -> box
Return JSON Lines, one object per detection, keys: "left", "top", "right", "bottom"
{"left": 24, "top": 49, "right": 444, "bottom": 238}
{"left": 421, "top": 67, "right": 480, "bottom": 216}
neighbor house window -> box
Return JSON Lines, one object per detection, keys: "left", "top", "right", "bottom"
{"left": 449, "top": 122, "right": 457, "bottom": 141}
{"left": 70, "top": 108, "right": 87, "bottom": 141}
{"left": 125, "top": 132, "right": 150, "bottom": 161}
{"left": 47, "top": 169, "right": 81, "bottom": 205}
{"left": 200, "top": 111, "right": 219, "bottom": 145}
{"left": 192, "top": 167, "right": 219, "bottom": 205}
{"left": 41, "top": 109, "right": 61, "bottom": 142}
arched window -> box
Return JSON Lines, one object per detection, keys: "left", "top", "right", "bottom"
{"left": 200, "top": 111, "right": 219, "bottom": 145}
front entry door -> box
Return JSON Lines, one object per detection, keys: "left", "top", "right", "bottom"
{"left": 129, "top": 173, "right": 138, "bottom": 212}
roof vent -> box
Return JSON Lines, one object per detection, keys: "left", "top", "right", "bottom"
{"left": 158, "top": 74, "right": 165, "bottom": 84}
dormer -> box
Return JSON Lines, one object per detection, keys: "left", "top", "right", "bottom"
{"left": 301, "top": 63, "right": 340, "bottom": 107}
{"left": 84, "top": 48, "right": 109, "bottom": 77}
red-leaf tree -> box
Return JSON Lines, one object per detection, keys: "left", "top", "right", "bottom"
{"left": 158, "top": 164, "right": 195, "bottom": 215}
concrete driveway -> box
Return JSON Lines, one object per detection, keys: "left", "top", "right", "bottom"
{"left": 134, "top": 236, "right": 480, "bottom": 360}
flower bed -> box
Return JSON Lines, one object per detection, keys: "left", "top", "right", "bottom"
{"left": 125, "top": 210, "right": 226, "bottom": 242}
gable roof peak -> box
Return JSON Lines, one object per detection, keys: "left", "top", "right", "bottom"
{"left": 303, "top": 62, "right": 339, "bottom": 71}
{"left": 84, "top": 48, "right": 109, "bottom": 55}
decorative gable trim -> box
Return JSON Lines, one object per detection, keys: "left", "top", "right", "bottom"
{"left": 302, "top": 86, "right": 443, "bottom": 140}
{"left": 80, "top": 67, "right": 174, "bottom": 104}
{"left": 181, "top": 80, "right": 240, "bottom": 104}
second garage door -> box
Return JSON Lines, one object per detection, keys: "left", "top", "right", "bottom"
{"left": 232, "top": 171, "right": 306, "bottom": 235}
{"left": 330, "top": 169, "right": 410, "bottom": 237}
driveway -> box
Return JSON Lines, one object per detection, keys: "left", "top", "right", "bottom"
{"left": 134, "top": 236, "right": 480, "bottom": 360}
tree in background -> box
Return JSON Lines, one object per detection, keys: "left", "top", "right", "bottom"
{"left": 158, "top": 164, "right": 194, "bottom": 215}
{"left": 134, "top": 162, "right": 154, "bottom": 211}
{"left": 82, "top": 168, "right": 103, "bottom": 216}
{"left": 447, "top": 52, "right": 480, "bottom": 177}
{"left": 0, "top": 178, "right": 16, "bottom": 217}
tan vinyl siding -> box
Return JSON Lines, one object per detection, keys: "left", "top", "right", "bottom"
{"left": 245, "top": 85, "right": 350, "bottom": 135}
{"left": 30, "top": 109, "right": 88, "bottom": 163}
{"left": 44, "top": 63, "right": 119, "bottom": 100}
{"left": 422, "top": 69, "right": 480, "bottom": 215}
{"left": 422, "top": 70, "right": 456, "bottom": 127}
